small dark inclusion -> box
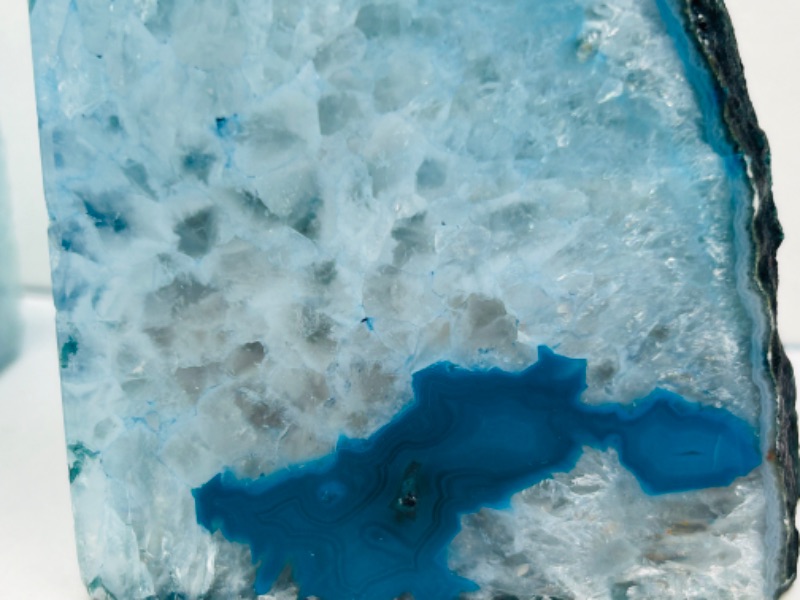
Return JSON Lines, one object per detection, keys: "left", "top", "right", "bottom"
{"left": 193, "top": 347, "right": 761, "bottom": 599}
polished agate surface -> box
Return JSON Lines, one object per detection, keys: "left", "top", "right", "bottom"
{"left": 29, "top": 0, "right": 792, "bottom": 597}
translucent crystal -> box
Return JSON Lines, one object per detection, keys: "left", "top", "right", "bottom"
{"left": 29, "top": 0, "right": 796, "bottom": 598}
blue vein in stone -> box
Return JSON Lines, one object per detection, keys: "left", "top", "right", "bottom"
{"left": 193, "top": 347, "right": 761, "bottom": 599}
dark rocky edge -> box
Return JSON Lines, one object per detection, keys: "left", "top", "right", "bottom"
{"left": 679, "top": 0, "right": 799, "bottom": 595}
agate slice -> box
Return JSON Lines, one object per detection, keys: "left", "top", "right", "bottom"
{"left": 0, "top": 134, "right": 19, "bottom": 369}
{"left": 29, "top": 0, "right": 797, "bottom": 598}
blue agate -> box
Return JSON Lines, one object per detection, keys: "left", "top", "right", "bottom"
{"left": 195, "top": 348, "right": 760, "bottom": 599}
{"left": 29, "top": 0, "right": 793, "bottom": 594}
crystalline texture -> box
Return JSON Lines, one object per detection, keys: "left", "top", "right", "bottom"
{"left": 0, "top": 134, "right": 19, "bottom": 370}
{"left": 29, "top": 0, "right": 797, "bottom": 598}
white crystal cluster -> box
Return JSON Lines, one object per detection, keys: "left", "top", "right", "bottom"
{"left": 0, "top": 133, "right": 19, "bottom": 369}
{"left": 30, "top": 0, "right": 776, "bottom": 597}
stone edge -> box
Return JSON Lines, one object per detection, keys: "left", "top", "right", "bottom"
{"left": 679, "top": 0, "right": 799, "bottom": 595}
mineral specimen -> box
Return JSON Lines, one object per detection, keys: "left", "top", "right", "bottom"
{"left": 29, "top": 0, "right": 797, "bottom": 598}
{"left": 0, "top": 133, "right": 19, "bottom": 370}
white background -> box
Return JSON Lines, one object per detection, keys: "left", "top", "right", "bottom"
{"left": 0, "top": 1, "right": 797, "bottom": 598}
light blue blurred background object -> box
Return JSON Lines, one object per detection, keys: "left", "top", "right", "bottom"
{"left": 0, "top": 130, "right": 20, "bottom": 370}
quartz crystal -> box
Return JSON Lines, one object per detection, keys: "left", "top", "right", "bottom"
{"left": 0, "top": 133, "right": 19, "bottom": 370}
{"left": 29, "top": 0, "right": 797, "bottom": 598}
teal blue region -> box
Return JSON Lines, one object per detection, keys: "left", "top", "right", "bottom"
{"left": 194, "top": 348, "right": 760, "bottom": 599}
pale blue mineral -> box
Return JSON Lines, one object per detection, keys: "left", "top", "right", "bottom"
{"left": 0, "top": 132, "right": 19, "bottom": 370}
{"left": 29, "top": 0, "right": 797, "bottom": 598}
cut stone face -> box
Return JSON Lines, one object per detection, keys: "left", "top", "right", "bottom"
{"left": 0, "top": 134, "right": 19, "bottom": 370}
{"left": 29, "top": 0, "right": 797, "bottom": 598}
